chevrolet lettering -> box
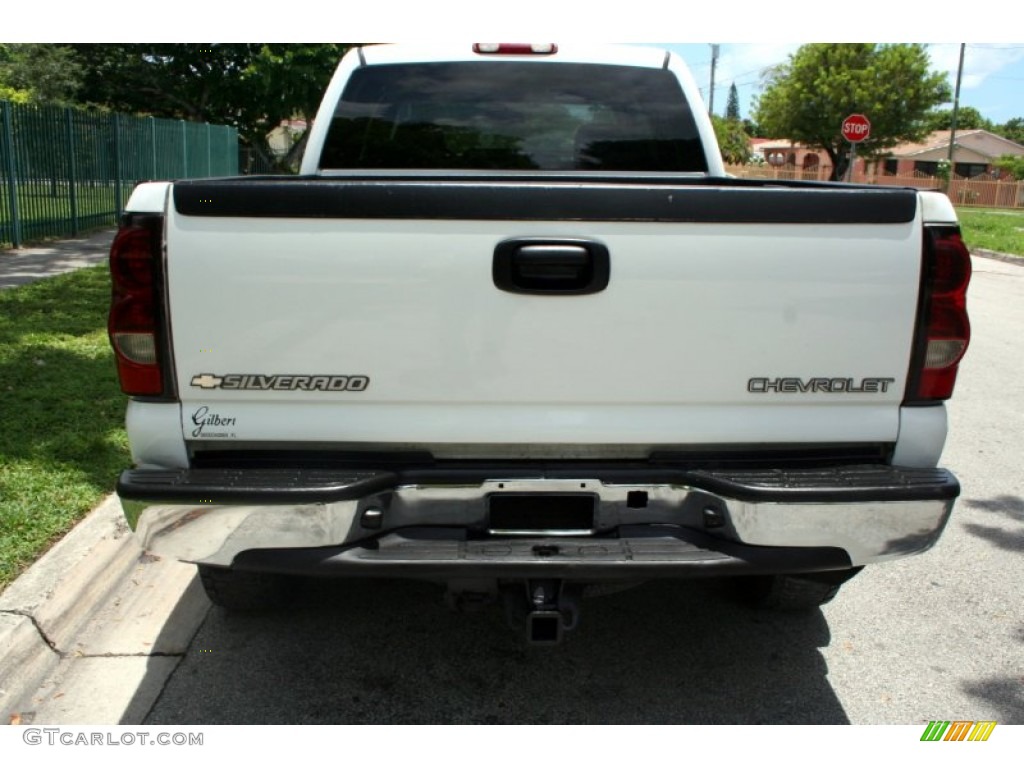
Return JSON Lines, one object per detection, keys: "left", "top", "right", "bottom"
{"left": 748, "top": 377, "right": 897, "bottom": 394}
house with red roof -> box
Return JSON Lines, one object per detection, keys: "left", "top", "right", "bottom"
{"left": 879, "top": 129, "right": 1024, "bottom": 179}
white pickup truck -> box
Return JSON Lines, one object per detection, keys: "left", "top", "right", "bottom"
{"left": 110, "top": 44, "right": 971, "bottom": 644}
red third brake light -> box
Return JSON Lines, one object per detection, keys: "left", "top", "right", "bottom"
{"left": 473, "top": 43, "right": 558, "bottom": 55}
{"left": 907, "top": 227, "right": 972, "bottom": 402}
{"left": 108, "top": 214, "right": 166, "bottom": 397}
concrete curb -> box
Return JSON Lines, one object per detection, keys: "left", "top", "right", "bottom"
{"left": 972, "top": 248, "right": 1022, "bottom": 266}
{"left": 0, "top": 495, "right": 141, "bottom": 716}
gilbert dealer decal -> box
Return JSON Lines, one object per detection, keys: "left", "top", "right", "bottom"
{"left": 191, "top": 406, "right": 236, "bottom": 439}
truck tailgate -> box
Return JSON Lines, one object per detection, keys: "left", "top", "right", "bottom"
{"left": 166, "top": 179, "right": 922, "bottom": 453}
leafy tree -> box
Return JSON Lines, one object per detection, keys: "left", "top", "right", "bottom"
{"left": 241, "top": 45, "right": 354, "bottom": 168}
{"left": 0, "top": 84, "right": 30, "bottom": 103}
{"left": 726, "top": 83, "right": 740, "bottom": 121}
{"left": 923, "top": 106, "right": 992, "bottom": 133}
{"left": 994, "top": 155, "right": 1024, "bottom": 180}
{"left": 754, "top": 44, "right": 950, "bottom": 180}
{"left": 995, "top": 117, "right": 1024, "bottom": 146}
{"left": 0, "top": 44, "right": 82, "bottom": 105}
{"left": 69, "top": 44, "right": 353, "bottom": 169}
{"left": 711, "top": 114, "right": 751, "bottom": 165}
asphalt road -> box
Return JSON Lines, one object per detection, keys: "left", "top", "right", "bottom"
{"left": 139, "top": 255, "right": 1024, "bottom": 725}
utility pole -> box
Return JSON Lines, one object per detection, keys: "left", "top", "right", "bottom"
{"left": 946, "top": 43, "right": 965, "bottom": 194}
{"left": 708, "top": 44, "right": 720, "bottom": 116}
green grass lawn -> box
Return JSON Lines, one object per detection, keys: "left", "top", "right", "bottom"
{"left": 957, "top": 208, "right": 1024, "bottom": 257}
{"left": 0, "top": 266, "right": 130, "bottom": 590}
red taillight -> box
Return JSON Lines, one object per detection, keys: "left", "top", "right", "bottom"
{"left": 108, "top": 216, "right": 166, "bottom": 397}
{"left": 907, "top": 227, "right": 971, "bottom": 402}
{"left": 473, "top": 43, "right": 558, "bottom": 55}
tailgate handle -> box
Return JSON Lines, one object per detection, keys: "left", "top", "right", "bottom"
{"left": 493, "top": 239, "right": 610, "bottom": 295}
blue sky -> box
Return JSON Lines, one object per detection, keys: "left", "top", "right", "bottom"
{"left": 660, "top": 43, "right": 1024, "bottom": 127}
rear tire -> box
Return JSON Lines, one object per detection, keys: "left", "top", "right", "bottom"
{"left": 198, "top": 565, "right": 294, "bottom": 613}
{"left": 740, "top": 568, "right": 863, "bottom": 611}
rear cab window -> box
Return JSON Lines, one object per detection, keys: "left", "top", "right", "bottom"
{"left": 320, "top": 62, "right": 709, "bottom": 173}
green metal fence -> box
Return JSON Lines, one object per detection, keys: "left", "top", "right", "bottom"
{"left": 0, "top": 100, "right": 240, "bottom": 248}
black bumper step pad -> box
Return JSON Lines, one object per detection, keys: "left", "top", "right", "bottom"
{"left": 686, "top": 465, "right": 959, "bottom": 503}
{"left": 232, "top": 528, "right": 853, "bottom": 580}
{"left": 118, "top": 467, "right": 397, "bottom": 504}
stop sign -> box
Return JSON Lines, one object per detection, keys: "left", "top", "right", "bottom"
{"left": 842, "top": 114, "right": 871, "bottom": 143}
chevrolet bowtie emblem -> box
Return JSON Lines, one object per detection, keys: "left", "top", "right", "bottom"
{"left": 190, "top": 373, "right": 224, "bottom": 389}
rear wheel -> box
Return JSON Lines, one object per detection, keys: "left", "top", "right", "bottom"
{"left": 198, "top": 565, "right": 294, "bottom": 613}
{"left": 739, "top": 568, "right": 863, "bottom": 611}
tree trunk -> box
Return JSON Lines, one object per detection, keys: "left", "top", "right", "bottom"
{"left": 824, "top": 145, "right": 846, "bottom": 182}
{"left": 281, "top": 129, "right": 310, "bottom": 173}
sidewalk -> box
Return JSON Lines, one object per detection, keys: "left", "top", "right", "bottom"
{"left": 0, "top": 228, "right": 117, "bottom": 290}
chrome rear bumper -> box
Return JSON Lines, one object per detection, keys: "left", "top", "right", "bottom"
{"left": 119, "top": 466, "right": 958, "bottom": 572}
